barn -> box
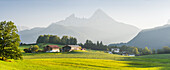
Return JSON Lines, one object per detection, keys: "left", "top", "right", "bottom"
{"left": 62, "top": 45, "right": 81, "bottom": 52}
{"left": 44, "top": 45, "right": 60, "bottom": 52}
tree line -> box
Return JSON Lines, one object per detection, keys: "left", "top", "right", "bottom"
{"left": 108, "top": 45, "right": 154, "bottom": 55}
{"left": 78, "top": 40, "right": 108, "bottom": 50}
{"left": 36, "top": 35, "right": 77, "bottom": 45}
{"left": 157, "top": 46, "right": 170, "bottom": 54}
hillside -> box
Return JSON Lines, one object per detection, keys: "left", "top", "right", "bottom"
{"left": 17, "top": 26, "right": 30, "bottom": 31}
{"left": 18, "top": 25, "right": 81, "bottom": 44}
{"left": 18, "top": 9, "right": 140, "bottom": 44}
{"left": 126, "top": 24, "right": 170, "bottom": 49}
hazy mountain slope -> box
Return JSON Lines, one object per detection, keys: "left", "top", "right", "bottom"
{"left": 17, "top": 26, "right": 30, "bottom": 31}
{"left": 19, "top": 9, "right": 140, "bottom": 44}
{"left": 127, "top": 24, "right": 170, "bottom": 49}
{"left": 18, "top": 24, "right": 81, "bottom": 43}
{"left": 18, "top": 27, "right": 45, "bottom": 43}
{"left": 55, "top": 9, "right": 140, "bottom": 44}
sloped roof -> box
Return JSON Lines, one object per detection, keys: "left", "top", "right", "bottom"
{"left": 47, "top": 45, "right": 60, "bottom": 48}
{"left": 68, "top": 45, "right": 81, "bottom": 47}
{"left": 112, "top": 48, "right": 119, "bottom": 49}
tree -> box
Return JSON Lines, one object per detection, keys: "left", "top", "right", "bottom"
{"left": 127, "top": 47, "right": 135, "bottom": 53}
{"left": 24, "top": 45, "right": 39, "bottom": 53}
{"left": 152, "top": 48, "right": 156, "bottom": 54}
{"left": 54, "top": 35, "right": 61, "bottom": 44}
{"left": 82, "top": 40, "right": 107, "bottom": 50}
{"left": 49, "top": 35, "right": 61, "bottom": 44}
{"left": 43, "top": 35, "right": 49, "bottom": 43}
{"left": 84, "top": 40, "right": 93, "bottom": 49}
{"left": 36, "top": 35, "right": 77, "bottom": 45}
{"left": 133, "top": 48, "right": 140, "bottom": 55}
{"left": 163, "top": 46, "right": 170, "bottom": 53}
{"left": 0, "top": 21, "right": 22, "bottom": 60}
{"left": 97, "top": 41, "right": 100, "bottom": 46}
{"left": 142, "top": 47, "right": 151, "bottom": 55}
{"left": 120, "top": 45, "right": 128, "bottom": 52}
{"left": 49, "top": 35, "right": 54, "bottom": 43}
{"left": 99, "top": 41, "right": 103, "bottom": 47}
{"left": 61, "top": 36, "right": 69, "bottom": 45}
{"left": 36, "top": 35, "right": 44, "bottom": 43}
{"left": 72, "top": 37, "right": 77, "bottom": 45}
{"left": 157, "top": 49, "right": 164, "bottom": 54}
{"left": 78, "top": 43, "right": 83, "bottom": 47}
{"left": 31, "top": 45, "right": 39, "bottom": 52}
{"left": 138, "top": 48, "right": 143, "bottom": 53}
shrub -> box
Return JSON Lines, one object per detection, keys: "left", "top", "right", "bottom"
{"left": 31, "top": 45, "right": 39, "bottom": 52}
{"left": 24, "top": 48, "right": 31, "bottom": 53}
{"left": 24, "top": 45, "right": 39, "bottom": 53}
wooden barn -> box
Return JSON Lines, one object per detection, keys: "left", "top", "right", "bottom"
{"left": 62, "top": 45, "right": 81, "bottom": 52}
{"left": 44, "top": 45, "right": 60, "bottom": 52}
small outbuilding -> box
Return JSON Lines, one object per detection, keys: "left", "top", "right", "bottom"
{"left": 128, "top": 54, "right": 135, "bottom": 56}
{"left": 111, "top": 48, "right": 120, "bottom": 53}
{"left": 62, "top": 45, "right": 81, "bottom": 52}
{"left": 44, "top": 45, "right": 60, "bottom": 52}
{"left": 121, "top": 51, "right": 135, "bottom": 56}
{"left": 108, "top": 51, "right": 113, "bottom": 54}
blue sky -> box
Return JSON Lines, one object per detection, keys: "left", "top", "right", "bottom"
{"left": 1, "top": 0, "right": 170, "bottom": 29}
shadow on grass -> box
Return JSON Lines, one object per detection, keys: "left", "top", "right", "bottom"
{"left": 160, "top": 67, "right": 170, "bottom": 70}
{"left": 61, "top": 50, "right": 85, "bottom": 54}
{"left": 69, "top": 51, "right": 84, "bottom": 54}
{"left": 125, "top": 62, "right": 161, "bottom": 68}
{"left": 120, "top": 57, "right": 163, "bottom": 68}
{"left": 22, "top": 50, "right": 85, "bottom": 56}
{"left": 22, "top": 52, "right": 61, "bottom": 56}
{"left": 60, "top": 61, "right": 110, "bottom": 68}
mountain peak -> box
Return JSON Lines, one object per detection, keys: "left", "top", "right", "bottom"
{"left": 89, "top": 9, "right": 116, "bottom": 23}
{"left": 91, "top": 9, "right": 107, "bottom": 16}
{"left": 90, "top": 9, "right": 112, "bottom": 19}
{"left": 69, "top": 14, "right": 75, "bottom": 17}
{"left": 95, "top": 9, "right": 105, "bottom": 14}
{"left": 65, "top": 14, "right": 76, "bottom": 20}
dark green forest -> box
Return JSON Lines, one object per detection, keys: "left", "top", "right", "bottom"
{"left": 36, "top": 35, "right": 77, "bottom": 45}
{"left": 79, "top": 40, "right": 108, "bottom": 51}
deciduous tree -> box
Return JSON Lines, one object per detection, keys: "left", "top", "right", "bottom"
{"left": 31, "top": 45, "right": 39, "bottom": 52}
{"left": 133, "top": 48, "right": 139, "bottom": 55}
{"left": 142, "top": 47, "right": 152, "bottom": 55}
{"left": 152, "top": 48, "right": 156, "bottom": 54}
{"left": 0, "top": 21, "right": 22, "bottom": 60}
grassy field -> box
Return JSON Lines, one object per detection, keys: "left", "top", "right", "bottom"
{"left": 123, "top": 54, "right": 170, "bottom": 70}
{"left": 0, "top": 44, "right": 169, "bottom": 70}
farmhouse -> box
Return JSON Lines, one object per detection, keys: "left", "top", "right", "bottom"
{"left": 121, "top": 51, "right": 135, "bottom": 56}
{"left": 108, "top": 51, "right": 113, "bottom": 54}
{"left": 128, "top": 54, "right": 135, "bottom": 56}
{"left": 44, "top": 45, "right": 60, "bottom": 52}
{"left": 111, "top": 48, "right": 120, "bottom": 53}
{"left": 62, "top": 45, "right": 81, "bottom": 52}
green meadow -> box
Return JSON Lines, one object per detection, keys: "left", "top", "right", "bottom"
{"left": 0, "top": 44, "right": 169, "bottom": 70}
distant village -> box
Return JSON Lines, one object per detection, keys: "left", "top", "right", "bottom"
{"left": 23, "top": 44, "right": 135, "bottom": 56}
{"left": 45, "top": 45, "right": 85, "bottom": 52}
{"left": 24, "top": 44, "right": 86, "bottom": 53}
{"left": 23, "top": 35, "right": 157, "bottom": 57}
{"left": 108, "top": 48, "right": 135, "bottom": 56}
